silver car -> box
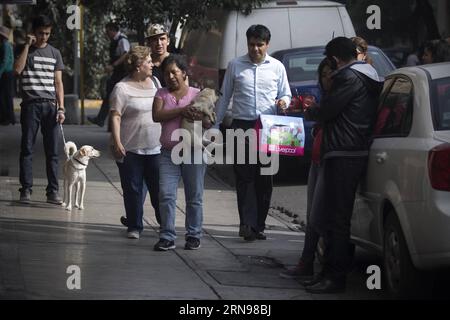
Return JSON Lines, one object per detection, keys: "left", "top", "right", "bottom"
{"left": 351, "top": 62, "right": 450, "bottom": 298}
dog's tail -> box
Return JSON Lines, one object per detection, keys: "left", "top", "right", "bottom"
{"left": 64, "top": 141, "right": 77, "bottom": 158}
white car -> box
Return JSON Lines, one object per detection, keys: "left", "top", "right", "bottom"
{"left": 351, "top": 62, "right": 450, "bottom": 298}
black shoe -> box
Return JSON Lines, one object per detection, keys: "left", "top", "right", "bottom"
{"left": 300, "top": 272, "right": 324, "bottom": 287}
{"left": 279, "top": 260, "right": 314, "bottom": 280}
{"left": 305, "top": 278, "right": 346, "bottom": 294}
{"left": 88, "top": 116, "right": 104, "bottom": 127}
{"left": 241, "top": 225, "right": 257, "bottom": 241}
{"left": 154, "top": 239, "right": 176, "bottom": 251}
{"left": 19, "top": 189, "right": 31, "bottom": 204}
{"left": 184, "top": 237, "right": 201, "bottom": 250}
{"left": 239, "top": 225, "right": 245, "bottom": 237}
{"left": 120, "top": 216, "right": 128, "bottom": 227}
{"left": 46, "top": 192, "right": 62, "bottom": 205}
{"left": 256, "top": 232, "right": 267, "bottom": 240}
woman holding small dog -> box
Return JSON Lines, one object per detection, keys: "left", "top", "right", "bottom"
{"left": 110, "top": 46, "right": 162, "bottom": 239}
{"left": 152, "top": 54, "right": 211, "bottom": 251}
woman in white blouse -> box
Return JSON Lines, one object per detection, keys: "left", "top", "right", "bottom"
{"left": 110, "top": 46, "right": 161, "bottom": 239}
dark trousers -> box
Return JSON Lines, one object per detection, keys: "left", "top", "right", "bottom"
{"left": 321, "top": 156, "right": 367, "bottom": 283}
{"left": 95, "top": 72, "right": 124, "bottom": 124}
{"left": 19, "top": 101, "right": 60, "bottom": 195}
{"left": 301, "top": 163, "right": 325, "bottom": 264}
{"left": 116, "top": 152, "right": 160, "bottom": 232}
{"left": 232, "top": 119, "right": 273, "bottom": 233}
{"left": 0, "top": 71, "right": 15, "bottom": 125}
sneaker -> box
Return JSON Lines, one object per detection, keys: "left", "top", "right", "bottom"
{"left": 185, "top": 237, "right": 201, "bottom": 250}
{"left": 46, "top": 192, "right": 62, "bottom": 205}
{"left": 120, "top": 216, "right": 128, "bottom": 227}
{"left": 154, "top": 239, "right": 176, "bottom": 251}
{"left": 19, "top": 189, "right": 31, "bottom": 204}
{"left": 127, "top": 231, "right": 140, "bottom": 239}
{"left": 279, "top": 260, "right": 314, "bottom": 280}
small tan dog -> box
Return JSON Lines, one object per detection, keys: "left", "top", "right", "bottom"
{"left": 62, "top": 141, "right": 100, "bottom": 211}
{"left": 181, "top": 88, "right": 219, "bottom": 151}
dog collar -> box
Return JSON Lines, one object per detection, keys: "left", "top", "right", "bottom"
{"left": 74, "top": 158, "right": 88, "bottom": 167}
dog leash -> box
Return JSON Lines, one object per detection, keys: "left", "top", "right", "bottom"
{"left": 59, "top": 123, "right": 70, "bottom": 160}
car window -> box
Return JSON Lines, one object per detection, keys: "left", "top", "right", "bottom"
{"left": 431, "top": 77, "right": 450, "bottom": 131}
{"left": 368, "top": 48, "right": 395, "bottom": 78}
{"left": 284, "top": 51, "right": 324, "bottom": 82}
{"left": 373, "top": 77, "right": 413, "bottom": 137}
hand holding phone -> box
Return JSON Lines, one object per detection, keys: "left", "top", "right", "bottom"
{"left": 26, "top": 34, "right": 36, "bottom": 46}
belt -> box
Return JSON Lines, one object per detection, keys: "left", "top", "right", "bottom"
{"left": 22, "top": 98, "right": 56, "bottom": 106}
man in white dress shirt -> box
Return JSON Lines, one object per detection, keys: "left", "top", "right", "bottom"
{"left": 215, "top": 24, "right": 291, "bottom": 241}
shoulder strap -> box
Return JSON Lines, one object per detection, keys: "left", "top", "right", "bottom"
{"left": 151, "top": 76, "right": 161, "bottom": 89}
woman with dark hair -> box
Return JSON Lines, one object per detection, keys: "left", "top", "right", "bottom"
{"left": 152, "top": 54, "right": 210, "bottom": 251}
{"left": 422, "top": 39, "right": 450, "bottom": 64}
{"left": 279, "top": 57, "right": 333, "bottom": 284}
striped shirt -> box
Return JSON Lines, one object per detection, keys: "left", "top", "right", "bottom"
{"left": 20, "top": 44, "right": 64, "bottom": 102}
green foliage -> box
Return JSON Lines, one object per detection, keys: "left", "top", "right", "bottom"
{"left": 19, "top": 0, "right": 270, "bottom": 98}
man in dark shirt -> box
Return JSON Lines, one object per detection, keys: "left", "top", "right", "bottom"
{"left": 14, "top": 15, "right": 65, "bottom": 204}
{"left": 88, "top": 22, "right": 130, "bottom": 127}
{"left": 145, "top": 24, "right": 170, "bottom": 87}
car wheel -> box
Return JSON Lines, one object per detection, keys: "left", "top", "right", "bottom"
{"left": 383, "top": 212, "right": 431, "bottom": 298}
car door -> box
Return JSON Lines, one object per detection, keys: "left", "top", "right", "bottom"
{"left": 353, "top": 76, "right": 414, "bottom": 250}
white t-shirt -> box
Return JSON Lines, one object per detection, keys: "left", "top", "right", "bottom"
{"left": 110, "top": 77, "right": 162, "bottom": 154}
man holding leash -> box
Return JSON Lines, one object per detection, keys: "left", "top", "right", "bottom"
{"left": 14, "top": 15, "right": 65, "bottom": 204}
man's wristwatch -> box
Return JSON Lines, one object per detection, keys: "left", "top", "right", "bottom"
{"left": 57, "top": 107, "right": 65, "bottom": 113}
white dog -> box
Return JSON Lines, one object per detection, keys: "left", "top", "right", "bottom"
{"left": 181, "top": 88, "right": 219, "bottom": 151}
{"left": 62, "top": 141, "right": 100, "bottom": 211}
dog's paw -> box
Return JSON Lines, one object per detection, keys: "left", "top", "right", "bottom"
{"left": 65, "top": 206, "right": 72, "bottom": 211}
{"left": 79, "top": 206, "right": 84, "bottom": 210}
{"left": 61, "top": 202, "right": 66, "bottom": 207}
{"left": 74, "top": 203, "right": 79, "bottom": 208}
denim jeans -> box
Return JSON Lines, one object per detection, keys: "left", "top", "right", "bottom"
{"left": 19, "top": 100, "right": 60, "bottom": 195}
{"left": 159, "top": 149, "right": 206, "bottom": 241}
{"left": 116, "top": 152, "right": 160, "bottom": 233}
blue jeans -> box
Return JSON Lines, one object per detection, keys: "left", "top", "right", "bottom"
{"left": 19, "top": 100, "right": 60, "bottom": 195}
{"left": 159, "top": 149, "right": 206, "bottom": 241}
{"left": 116, "top": 152, "right": 160, "bottom": 233}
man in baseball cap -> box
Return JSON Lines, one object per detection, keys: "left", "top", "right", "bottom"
{"left": 145, "top": 24, "right": 170, "bottom": 86}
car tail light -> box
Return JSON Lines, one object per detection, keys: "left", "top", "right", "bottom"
{"left": 428, "top": 143, "right": 450, "bottom": 191}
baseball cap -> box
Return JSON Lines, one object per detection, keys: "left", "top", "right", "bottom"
{"left": 145, "top": 24, "right": 168, "bottom": 39}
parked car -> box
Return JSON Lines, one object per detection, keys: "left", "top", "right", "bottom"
{"left": 351, "top": 62, "right": 450, "bottom": 298}
{"left": 178, "top": 0, "right": 356, "bottom": 91}
{"left": 271, "top": 45, "right": 396, "bottom": 178}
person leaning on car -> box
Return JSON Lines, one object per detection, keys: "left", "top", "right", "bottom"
{"left": 303, "top": 37, "right": 383, "bottom": 294}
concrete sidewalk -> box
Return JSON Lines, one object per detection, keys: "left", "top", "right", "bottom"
{"left": 0, "top": 123, "right": 382, "bottom": 300}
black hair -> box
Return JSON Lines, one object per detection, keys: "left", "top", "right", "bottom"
{"left": 105, "top": 22, "right": 119, "bottom": 32}
{"left": 425, "top": 39, "right": 450, "bottom": 63}
{"left": 324, "top": 37, "right": 357, "bottom": 64}
{"left": 246, "top": 24, "right": 271, "bottom": 43}
{"left": 161, "top": 54, "right": 189, "bottom": 75}
{"left": 317, "top": 57, "right": 333, "bottom": 92}
{"left": 32, "top": 15, "right": 52, "bottom": 31}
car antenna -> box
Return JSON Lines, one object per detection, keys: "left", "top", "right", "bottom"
{"left": 332, "top": 31, "right": 335, "bottom": 39}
